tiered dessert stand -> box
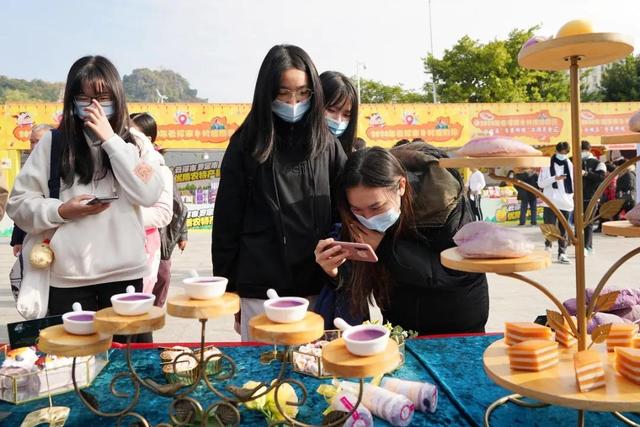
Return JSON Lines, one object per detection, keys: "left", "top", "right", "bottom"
{"left": 37, "top": 290, "right": 400, "bottom": 426}
{"left": 439, "top": 31, "right": 638, "bottom": 426}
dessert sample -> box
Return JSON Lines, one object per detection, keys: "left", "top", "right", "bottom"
{"left": 574, "top": 349, "right": 606, "bottom": 392}
{"left": 508, "top": 339, "right": 559, "bottom": 371}
{"left": 615, "top": 347, "right": 640, "bottom": 384}
{"left": 505, "top": 322, "right": 553, "bottom": 346}
{"left": 606, "top": 323, "right": 638, "bottom": 352}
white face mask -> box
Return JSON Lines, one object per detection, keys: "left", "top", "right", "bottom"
{"left": 272, "top": 99, "right": 310, "bottom": 123}
{"left": 556, "top": 153, "right": 567, "bottom": 161}
{"left": 353, "top": 189, "right": 402, "bottom": 233}
{"left": 354, "top": 208, "right": 401, "bottom": 233}
{"left": 326, "top": 116, "right": 349, "bottom": 136}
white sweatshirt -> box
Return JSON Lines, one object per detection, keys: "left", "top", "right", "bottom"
{"left": 538, "top": 157, "right": 575, "bottom": 212}
{"left": 129, "top": 128, "right": 173, "bottom": 229}
{"left": 7, "top": 130, "right": 164, "bottom": 288}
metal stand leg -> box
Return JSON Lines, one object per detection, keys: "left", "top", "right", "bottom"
{"left": 484, "top": 394, "right": 550, "bottom": 427}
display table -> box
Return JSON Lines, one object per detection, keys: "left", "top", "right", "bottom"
{"left": 2, "top": 335, "right": 639, "bottom": 426}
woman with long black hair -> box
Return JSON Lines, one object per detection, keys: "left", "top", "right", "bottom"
{"left": 320, "top": 71, "right": 358, "bottom": 154}
{"left": 212, "top": 45, "right": 346, "bottom": 340}
{"left": 7, "top": 56, "right": 163, "bottom": 339}
{"left": 315, "top": 147, "right": 488, "bottom": 335}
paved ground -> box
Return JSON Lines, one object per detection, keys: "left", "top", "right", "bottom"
{"left": 1, "top": 226, "right": 639, "bottom": 343}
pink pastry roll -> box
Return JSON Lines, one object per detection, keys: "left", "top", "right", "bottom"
{"left": 341, "top": 381, "right": 415, "bottom": 427}
{"left": 453, "top": 221, "right": 534, "bottom": 258}
{"left": 457, "top": 136, "right": 542, "bottom": 157}
{"left": 380, "top": 377, "right": 438, "bottom": 413}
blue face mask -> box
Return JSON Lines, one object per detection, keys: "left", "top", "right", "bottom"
{"left": 556, "top": 153, "right": 567, "bottom": 161}
{"left": 272, "top": 99, "right": 310, "bottom": 123}
{"left": 326, "top": 116, "right": 349, "bottom": 136}
{"left": 354, "top": 208, "right": 401, "bottom": 233}
{"left": 74, "top": 100, "right": 115, "bottom": 120}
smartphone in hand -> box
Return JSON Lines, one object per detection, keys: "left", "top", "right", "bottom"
{"left": 87, "top": 196, "right": 119, "bottom": 205}
{"left": 327, "top": 241, "right": 378, "bottom": 263}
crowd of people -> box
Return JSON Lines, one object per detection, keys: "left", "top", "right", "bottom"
{"left": 4, "top": 45, "right": 635, "bottom": 343}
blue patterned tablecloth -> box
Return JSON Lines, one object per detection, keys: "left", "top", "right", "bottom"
{"left": 2, "top": 335, "right": 639, "bottom": 426}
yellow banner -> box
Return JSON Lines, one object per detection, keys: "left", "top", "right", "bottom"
{"left": 1, "top": 101, "right": 639, "bottom": 150}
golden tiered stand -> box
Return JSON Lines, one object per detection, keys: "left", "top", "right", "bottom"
{"left": 37, "top": 288, "right": 394, "bottom": 426}
{"left": 439, "top": 31, "right": 637, "bottom": 427}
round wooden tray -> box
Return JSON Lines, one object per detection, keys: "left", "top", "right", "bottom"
{"left": 601, "top": 134, "right": 640, "bottom": 146}
{"left": 602, "top": 220, "right": 640, "bottom": 238}
{"left": 38, "top": 325, "right": 112, "bottom": 357}
{"left": 484, "top": 338, "right": 640, "bottom": 412}
{"left": 167, "top": 293, "right": 239, "bottom": 319}
{"left": 94, "top": 307, "right": 165, "bottom": 336}
{"left": 248, "top": 312, "right": 324, "bottom": 345}
{"left": 441, "top": 247, "right": 551, "bottom": 274}
{"left": 518, "top": 32, "right": 633, "bottom": 71}
{"left": 438, "top": 156, "right": 550, "bottom": 169}
{"left": 322, "top": 338, "right": 401, "bottom": 378}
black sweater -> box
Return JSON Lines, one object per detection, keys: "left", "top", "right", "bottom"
{"left": 212, "top": 119, "right": 346, "bottom": 298}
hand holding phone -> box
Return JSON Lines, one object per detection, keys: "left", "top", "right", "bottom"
{"left": 326, "top": 241, "right": 378, "bottom": 263}
{"left": 87, "top": 195, "right": 119, "bottom": 205}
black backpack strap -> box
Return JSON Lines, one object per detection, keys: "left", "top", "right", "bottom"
{"left": 48, "top": 129, "right": 64, "bottom": 199}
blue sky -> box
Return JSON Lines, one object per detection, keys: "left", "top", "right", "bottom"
{"left": 1, "top": 0, "right": 638, "bottom": 102}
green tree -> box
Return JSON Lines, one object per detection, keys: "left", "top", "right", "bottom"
{"left": 0, "top": 76, "right": 63, "bottom": 102}
{"left": 123, "top": 68, "right": 206, "bottom": 102}
{"left": 598, "top": 55, "right": 640, "bottom": 101}
{"left": 356, "top": 78, "right": 431, "bottom": 103}
{"left": 425, "top": 27, "right": 569, "bottom": 103}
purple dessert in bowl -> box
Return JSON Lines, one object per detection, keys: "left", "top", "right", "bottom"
{"left": 111, "top": 285, "right": 155, "bottom": 316}
{"left": 182, "top": 276, "right": 228, "bottom": 300}
{"left": 62, "top": 302, "right": 96, "bottom": 335}
{"left": 334, "top": 317, "right": 390, "bottom": 356}
{"left": 263, "top": 289, "right": 309, "bottom": 323}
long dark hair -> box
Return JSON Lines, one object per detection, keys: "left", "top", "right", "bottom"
{"left": 237, "top": 44, "right": 331, "bottom": 163}
{"left": 320, "top": 71, "right": 358, "bottom": 153}
{"left": 130, "top": 112, "right": 157, "bottom": 142}
{"left": 337, "top": 147, "right": 415, "bottom": 315}
{"left": 59, "top": 55, "right": 134, "bottom": 186}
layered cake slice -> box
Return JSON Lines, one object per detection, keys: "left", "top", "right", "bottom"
{"left": 505, "top": 322, "right": 553, "bottom": 346}
{"left": 508, "top": 339, "right": 559, "bottom": 371}
{"left": 573, "top": 349, "right": 605, "bottom": 392}
{"left": 606, "top": 324, "right": 638, "bottom": 352}
{"left": 615, "top": 347, "right": 640, "bottom": 384}
{"left": 555, "top": 317, "right": 578, "bottom": 348}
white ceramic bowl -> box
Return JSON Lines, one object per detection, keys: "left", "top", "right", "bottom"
{"left": 263, "top": 297, "right": 309, "bottom": 323}
{"left": 111, "top": 292, "right": 155, "bottom": 316}
{"left": 342, "top": 324, "right": 390, "bottom": 356}
{"left": 62, "top": 310, "right": 96, "bottom": 335}
{"left": 183, "top": 276, "right": 228, "bottom": 300}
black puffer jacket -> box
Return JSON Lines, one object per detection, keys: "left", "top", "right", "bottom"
{"left": 376, "top": 196, "right": 489, "bottom": 335}
{"left": 160, "top": 181, "right": 188, "bottom": 261}
{"left": 212, "top": 118, "right": 346, "bottom": 298}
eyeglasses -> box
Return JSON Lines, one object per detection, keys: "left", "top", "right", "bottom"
{"left": 276, "top": 88, "right": 313, "bottom": 102}
{"left": 74, "top": 94, "right": 113, "bottom": 106}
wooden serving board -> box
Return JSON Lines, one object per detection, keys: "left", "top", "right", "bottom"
{"left": 167, "top": 293, "right": 239, "bottom": 319}
{"left": 518, "top": 32, "right": 633, "bottom": 71}
{"left": 38, "top": 325, "right": 111, "bottom": 357}
{"left": 441, "top": 247, "right": 551, "bottom": 274}
{"left": 602, "top": 221, "right": 640, "bottom": 238}
{"left": 438, "top": 156, "right": 550, "bottom": 169}
{"left": 322, "top": 338, "right": 401, "bottom": 378}
{"left": 94, "top": 307, "right": 165, "bottom": 336}
{"left": 484, "top": 338, "right": 640, "bottom": 412}
{"left": 601, "top": 134, "right": 640, "bottom": 146}
{"left": 248, "top": 312, "right": 324, "bottom": 345}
